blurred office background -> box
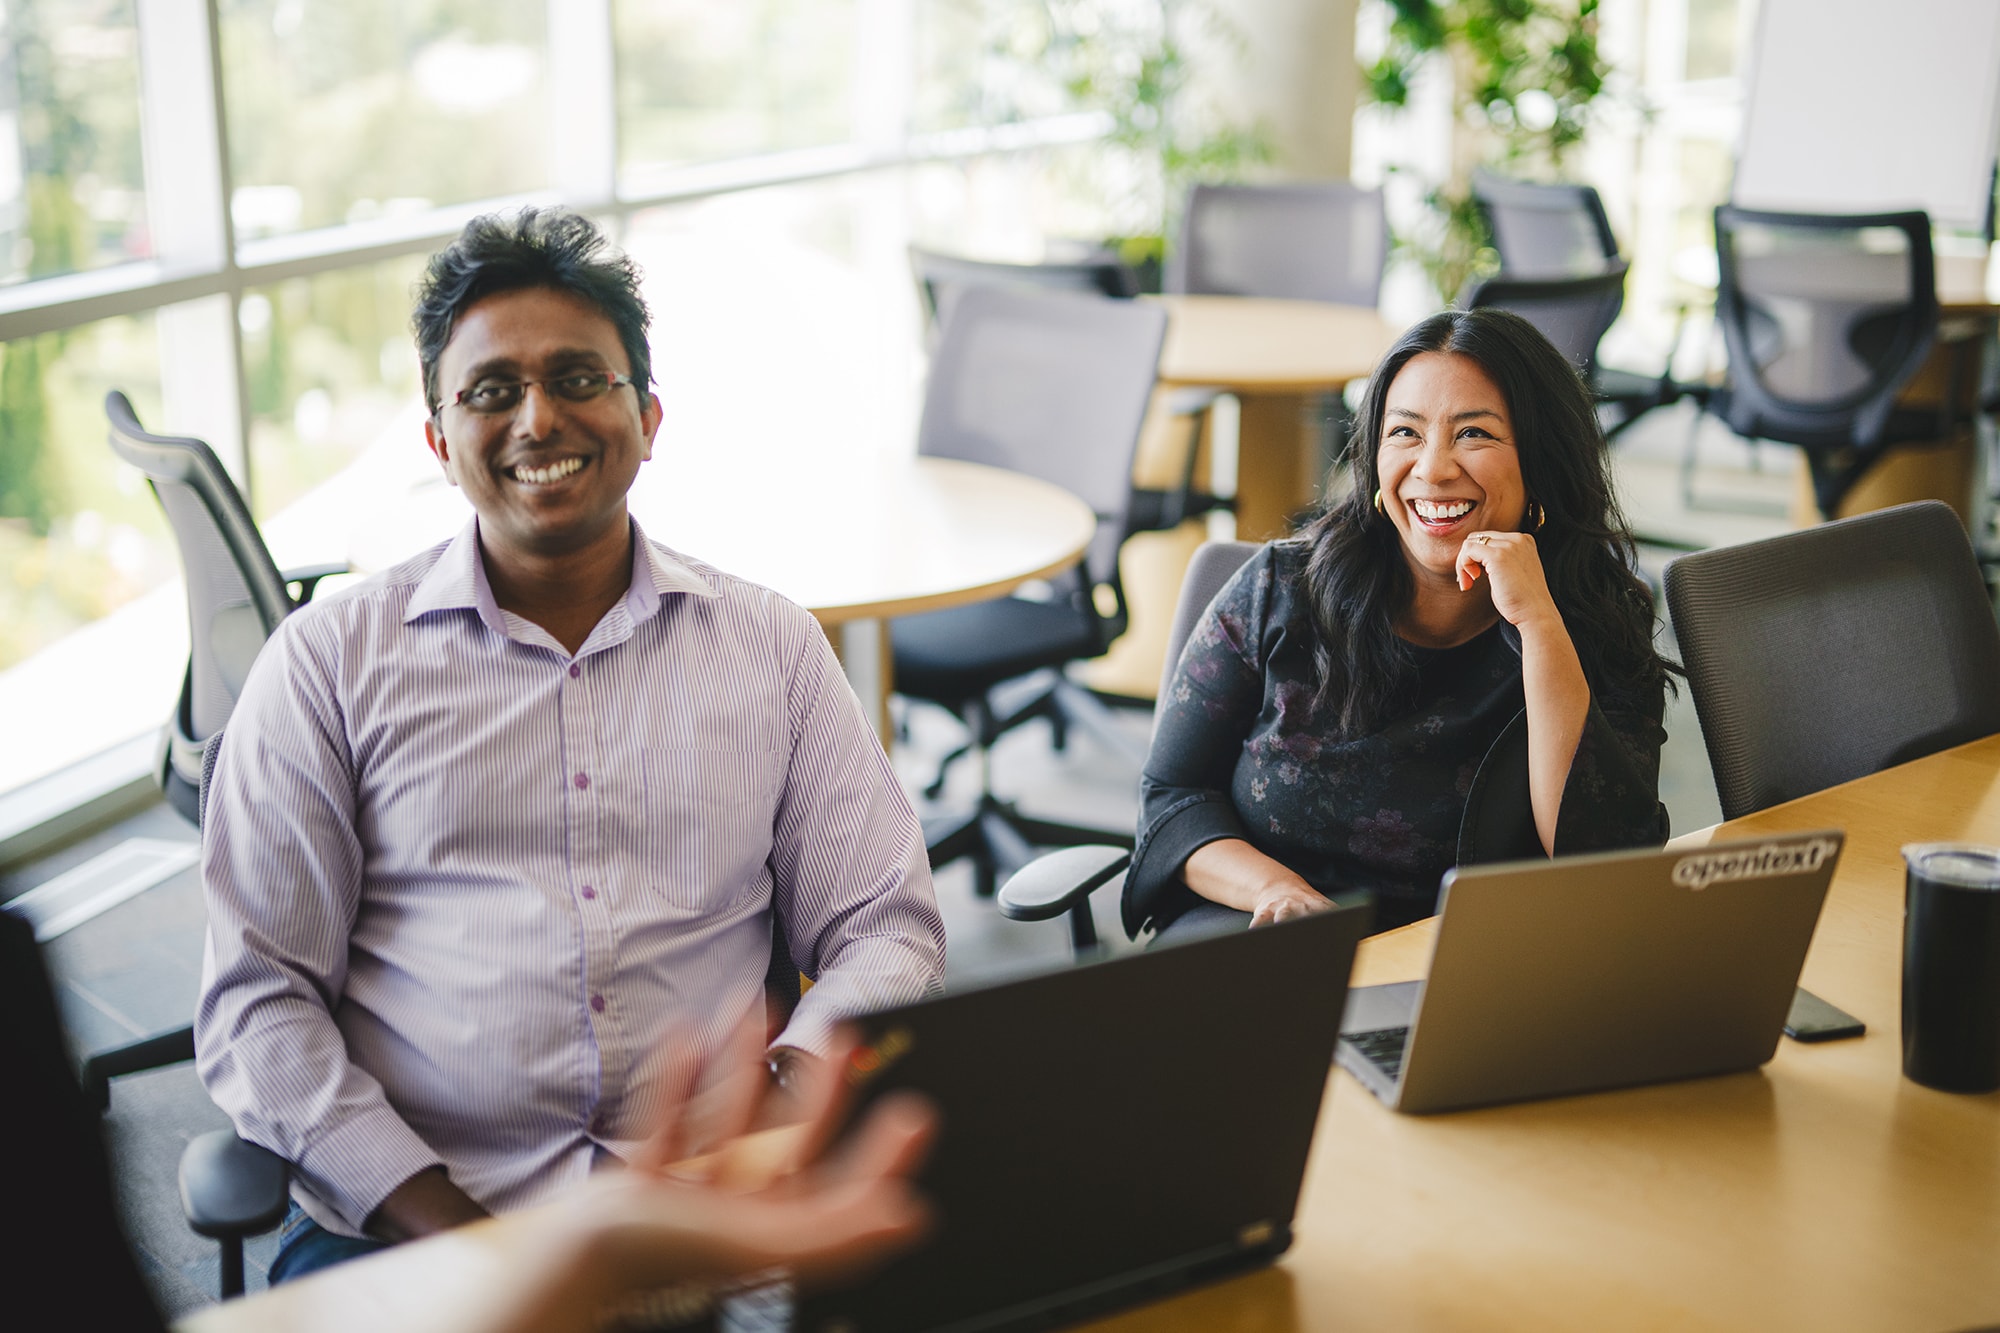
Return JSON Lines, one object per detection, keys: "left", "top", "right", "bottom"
{"left": 0, "top": 0, "right": 1785, "bottom": 814}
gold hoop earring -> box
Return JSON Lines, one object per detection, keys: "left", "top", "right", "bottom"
{"left": 1527, "top": 500, "right": 1546, "bottom": 531}
{"left": 1372, "top": 488, "right": 1385, "bottom": 516}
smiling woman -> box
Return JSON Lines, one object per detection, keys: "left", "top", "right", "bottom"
{"left": 1122, "top": 308, "right": 1677, "bottom": 942}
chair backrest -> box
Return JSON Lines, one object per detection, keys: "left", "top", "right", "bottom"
{"left": 1156, "top": 540, "right": 1260, "bottom": 713}
{"left": 1663, "top": 500, "right": 2000, "bottom": 821}
{"left": 1470, "top": 169, "right": 1621, "bottom": 277}
{"left": 1712, "top": 205, "right": 1939, "bottom": 448}
{"left": 1169, "top": 181, "right": 1388, "bottom": 307}
{"left": 1461, "top": 262, "right": 1630, "bottom": 374}
{"left": 909, "top": 246, "right": 1140, "bottom": 339}
{"left": 105, "top": 391, "right": 291, "bottom": 745}
{"left": 917, "top": 284, "right": 1167, "bottom": 586}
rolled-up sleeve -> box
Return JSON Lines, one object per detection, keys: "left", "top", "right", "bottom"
{"left": 194, "top": 615, "right": 442, "bottom": 1235}
{"left": 1122, "top": 550, "right": 1274, "bottom": 937}
{"left": 768, "top": 620, "right": 945, "bottom": 1053}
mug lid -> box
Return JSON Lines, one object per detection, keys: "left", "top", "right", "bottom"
{"left": 1902, "top": 843, "right": 2000, "bottom": 889}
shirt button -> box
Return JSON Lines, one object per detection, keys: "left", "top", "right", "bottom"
{"left": 568, "top": 663, "right": 581, "bottom": 679}
{"left": 590, "top": 994, "right": 606, "bottom": 1013}
{"left": 580, "top": 884, "right": 596, "bottom": 900}
{"left": 573, "top": 772, "right": 590, "bottom": 790}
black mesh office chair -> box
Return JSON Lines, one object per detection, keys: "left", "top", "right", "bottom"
{"left": 892, "top": 285, "right": 1168, "bottom": 897}
{"left": 1709, "top": 206, "right": 1950, "bottom": 519}
{"left": 1470, "top": 170, "right": 1684, "bottom": 438}
{"left": 997, "top": 539, "right": 1543, "bottom": 958}
{"left": 1461, "top": 263, "right": 1631, "bottom": 374}
{"left": 1664, "top": 500, "right": 2000, "bottom": 821}
{"left": 101, "top": 391, "right": 349, "bottom": 1295}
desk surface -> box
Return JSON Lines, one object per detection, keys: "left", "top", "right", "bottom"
{"left": 349, "top": 454, "right": 1097, "bottom": 627}
{"left": 1077, "top": 733, "right": 2000, "bottom": 1333}
{"left": 1151, "top": 293, "right": 1400, "bottom": 393}
{"left": 178, "top": 737, "right": 2000, "bottom": 1333}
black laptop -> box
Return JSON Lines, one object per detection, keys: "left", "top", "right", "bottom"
{"left": 793, "top": 903, "right": 1372, "bottom": 1333}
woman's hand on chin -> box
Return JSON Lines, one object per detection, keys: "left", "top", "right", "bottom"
{"left": 1454, "top": 530, "right": 1562, "bottom": 634}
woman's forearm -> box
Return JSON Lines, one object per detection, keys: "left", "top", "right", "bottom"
{"left": 1183, "top": 839, "right": 1322, "bottom": 913}
{"left": 1516, "top": 612, "right": 1592, "bottom": 855}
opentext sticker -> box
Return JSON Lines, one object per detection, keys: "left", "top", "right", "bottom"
{"left": 1671, "top": 838, "right": 1840, "bottom": 890}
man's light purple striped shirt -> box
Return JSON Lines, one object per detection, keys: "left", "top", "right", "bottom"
{"left": 195, "top": 519, "right": 945, "bottom": 1236}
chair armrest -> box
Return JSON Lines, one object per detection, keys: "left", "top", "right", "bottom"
{"left": 80, "top": 1023, "right": 196, "bottom": 1113}
{"left": 281, "top": 561, "right": 351, "bottom": 605}
{"left": 179, "top": 1132, "right": 290, "bottom": 1240}
{"left": 998, "top": 845, "right": 1130, "bottom": 923}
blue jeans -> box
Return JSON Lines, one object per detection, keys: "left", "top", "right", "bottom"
{"left": 268, "top": 1201, "right": 391, "bottom": 1285}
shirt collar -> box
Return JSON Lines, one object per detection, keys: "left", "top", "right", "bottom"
{"left": 404, "top": 516, "right": 718, "bottom": 638}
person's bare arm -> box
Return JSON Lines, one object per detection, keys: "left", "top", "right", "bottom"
{"left": 1457, "top": 533, "right": 1591, "bottom": 854}
{"left": 1183, "top": 838, "right": 1335, "bottom": 926}
{"left": 365, "top": 1167, "right": 490, "bottom": 1242}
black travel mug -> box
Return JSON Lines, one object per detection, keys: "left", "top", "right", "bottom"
{"left": 1900, "top": 844, "right": 2000, "bottom": 1093}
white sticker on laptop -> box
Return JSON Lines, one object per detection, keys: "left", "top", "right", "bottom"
{"left": 1672, "top": 837, "right": 1840, "bottom": 890}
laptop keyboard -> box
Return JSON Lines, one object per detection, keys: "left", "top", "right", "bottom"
{"left": 1344, "top": 1026, "right": 1412, "bottom": 1079}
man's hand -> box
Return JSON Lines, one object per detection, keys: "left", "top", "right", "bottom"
{"left": 366, "top": 1166, "right": 491, "bottom": 1243}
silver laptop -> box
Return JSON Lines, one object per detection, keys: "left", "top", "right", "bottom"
{"left": 1337, "top": 831, "right": 1843, "bottom": 1113}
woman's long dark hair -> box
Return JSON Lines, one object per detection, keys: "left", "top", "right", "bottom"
{"left": 1301, "top": 307, "right": 1675, "bottom": 734}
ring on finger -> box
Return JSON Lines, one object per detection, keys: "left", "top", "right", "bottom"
{"left": 1477, "top": 534, "right": 1492, "bottom": 545}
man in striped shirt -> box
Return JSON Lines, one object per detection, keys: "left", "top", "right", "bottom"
{"left": 195, "top": 208, "right": 946, "bottom": 1281}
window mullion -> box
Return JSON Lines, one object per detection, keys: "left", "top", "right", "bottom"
{"left": 135, "top": 0, "right": 248, "bottom": 492}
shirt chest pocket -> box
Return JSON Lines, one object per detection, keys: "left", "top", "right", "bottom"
{"left": 642, "top": 747, "right": 787, "bottom": 911}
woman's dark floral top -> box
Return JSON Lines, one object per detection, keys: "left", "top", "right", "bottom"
{"left": 1123, "top": 541, "right": 1670, "bottom": 938}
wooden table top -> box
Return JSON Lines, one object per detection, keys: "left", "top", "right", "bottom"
{"left": 348, "top": 454, "right": 1097, "bottom": 627}
{"left": 1151, "top": 293, "right": 1400, "bottom": 393}
{"left": 1077, "top": 733, "right": 2000, "bottom": 1333}
{"left": 178, "top": 736, "right": 2000, "bottom": 1333}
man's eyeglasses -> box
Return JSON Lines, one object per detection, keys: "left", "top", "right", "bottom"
{"left": 445, "top": 371, "right": 637, "bottom": 416}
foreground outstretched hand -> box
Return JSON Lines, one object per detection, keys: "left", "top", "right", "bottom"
{"left": 479, "top": 1008, "right": 933, "bottom": 1333}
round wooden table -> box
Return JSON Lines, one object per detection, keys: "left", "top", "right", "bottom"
{"left": 350, "top": 454, "right": 1097, "bottom": 739}
{"left": 1151, "top": 293, "right": 1400, "bottom": 540}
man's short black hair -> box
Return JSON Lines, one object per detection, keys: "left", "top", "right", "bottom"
{"left": 413, "top": 207, "right": 652, "bottom": 414}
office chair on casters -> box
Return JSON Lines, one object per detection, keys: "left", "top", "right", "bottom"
{"left": 892, "top": 285, "right": 1168, "bottom": 898}
{"left": 104, "top": 391, "right": 346, "bottom": 828}
{"left": 1707, "top": 206, "right": 1949, "bottom": 521}
{"left": 907, "top": 244, "right": 1227, "bottom": 537}
{"left": 101, "top": 390, "right": 349, "bottom": 1296}
{"left": 1469, "top": 170, "right": 1688, "bottom": 440}
{"left": 1664, "top": 500, "right": 2000, "bottom": 822}
{"left": 1461, "top": 263, "right": 1631, "bottom": 376}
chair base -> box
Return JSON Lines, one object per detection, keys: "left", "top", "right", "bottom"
{"left": 924, "top": 795, "right": 1133, "bottom": 900}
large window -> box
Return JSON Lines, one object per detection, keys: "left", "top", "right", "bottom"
{"left": 0, "top": 0, "right": 1115, "bottom": 803}
{"left": 0, "top": 0, "right": 149, "bottom": 288}
{"left": 617, "top": 0, "right": 857, "bottom": 174}
{"left": 222, "top": 0, "right": 550, "bottom": 240}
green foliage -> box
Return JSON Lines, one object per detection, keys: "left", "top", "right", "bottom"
{"left": 1055, "top": 0, "right": 1273, "bottom": 242}
{"left": 1360, "top": 0, "right": 1612, "bottom": 300}
{"left": 970, "top": 0, "right": 1272, "bottom": 246}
